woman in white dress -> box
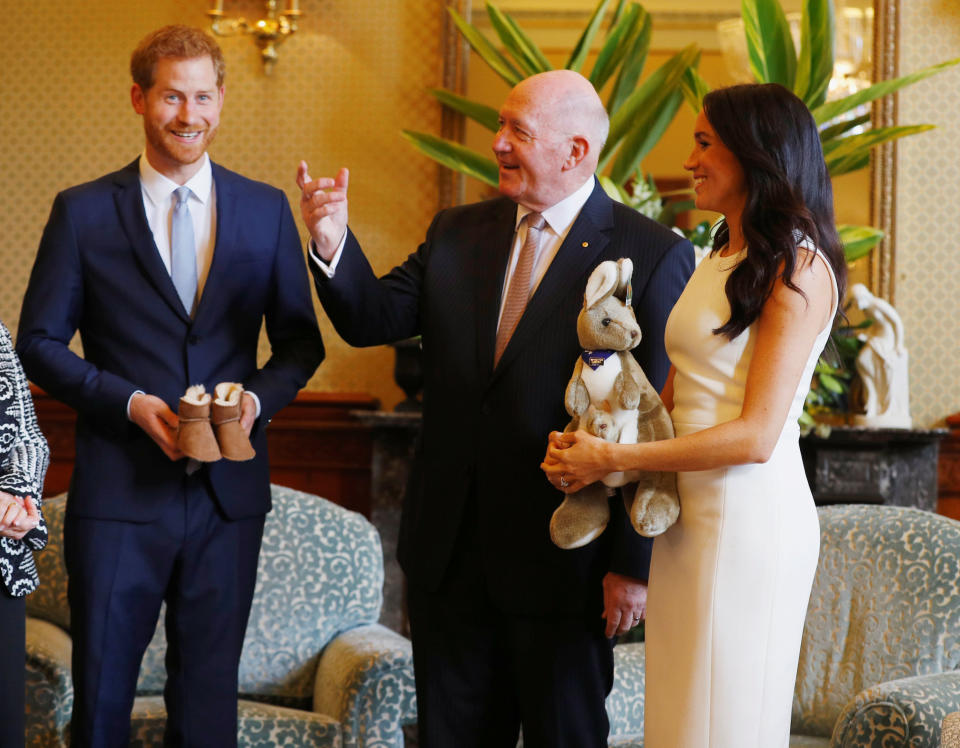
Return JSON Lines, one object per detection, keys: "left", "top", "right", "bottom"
{"left": 542, "top": 83, "right": 847, "bottom": 747}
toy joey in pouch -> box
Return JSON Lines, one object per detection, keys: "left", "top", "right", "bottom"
{"left": 550, "top": 258, "right": 679, "bottom": 550}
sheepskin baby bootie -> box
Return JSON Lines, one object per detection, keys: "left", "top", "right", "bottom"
{"left": 177, "top": 385, "right": 222, "bottom": 462}
{"left": 212, "top": 383, "right": 256, "bottom": 461}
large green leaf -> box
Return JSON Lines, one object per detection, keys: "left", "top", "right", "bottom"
{"left": 602, "top": 43, "right": 698, "bottom": 172}
{"left": 590, "top": 4, "right": 642, "bottom": 91}
{"left": 819, "top": 113, "right": 871, "bottom": 144}
{"left": 658, "top": 197, "right": 696, "bottom": 227}
{"left": 607, "top": 7, "right": 651, "bottom": 115}
{"left": 566, "top": 0, "right": 614, "bottom": 72}
{"left": 680, "top": 58, "right": 710, "bottom": 112}
{"left": 794, "top": 0, "right": 834, "bottom": 108}
{"left": 827, "top": 151, "right": 871, "bottom": 176}
{"left": 447, "top": 7, "right": 523, "bottom": 87}
{"left": 401, "top": 131, "right": 499, "bottom": 187}
{"left": 503, "top": 12, "right": 555, "bottom": 72}
{"left": 824, "top": 124, "right": 934, "bottom": 175}
{"left": 838, "top": 224, "right": 883, "bottom": 262}
{"left": 812, "top": 57, "right": 960, "bottom": 125}
{"left": 428, "top": 89, "right": 500, "bottom": 132}
{"left": 607, "top": 0, "right": 627, "bottom": 31}
{"left": 598, "top": 174, "right": 628, "bottom": 203}
{"left": 609, "top": 88, "right": 684, "bottom": 183}
{"left": 741, "top": 0, "right": 797, "bottom": 88}
{"left": 487, "top": 4, "right": 552, "bottom": 76}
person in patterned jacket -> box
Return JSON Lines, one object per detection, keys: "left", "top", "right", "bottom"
{"left": 0, "top": 319, "right": 49, "bottom": 746}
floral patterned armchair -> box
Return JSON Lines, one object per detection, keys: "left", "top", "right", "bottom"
{"left": 604, "top": 504, "right": 960, "bottom": 748}
{"left": 25, "top": 485, "right": 417, "bottom": 748}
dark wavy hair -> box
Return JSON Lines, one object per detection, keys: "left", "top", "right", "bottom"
{"left": 703, "top": 83, "right": 847, "bottom": 339}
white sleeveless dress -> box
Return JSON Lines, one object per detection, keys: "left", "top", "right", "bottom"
{"left": 643, "top": 247, "right": 837, "bottom": 747}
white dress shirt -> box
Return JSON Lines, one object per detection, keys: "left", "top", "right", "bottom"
{"left": 497, "top": 175, "right": 595, "bottom": 330}
{"left": 128, "top": 152, "right": 260, "bottom": 420}
{"left": 139, "top": 153, "right": 217, "bottom": 299}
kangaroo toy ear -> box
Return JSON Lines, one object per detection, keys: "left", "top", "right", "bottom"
{"left": 615, "top": 258, "right": 634, "bottom": 305}
{"left": 584, "top": 261, "right": 619, "bottom": 308}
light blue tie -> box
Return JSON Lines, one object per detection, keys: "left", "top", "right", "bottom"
{"left": 171, "top": 187, "right": 198, "bottom": 317}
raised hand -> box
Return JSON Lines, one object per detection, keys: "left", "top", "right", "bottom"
{"left": 296, "top": 162, "right": 349, "bottom": 262}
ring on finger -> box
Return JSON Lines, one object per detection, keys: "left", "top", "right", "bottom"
{"left": 559, "top": 474, "right": 570, "bottom": 488}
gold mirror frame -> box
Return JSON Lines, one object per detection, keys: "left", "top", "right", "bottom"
{"left": 439, "top": 0, "right": 901, "bottom": 301}
{"left": 438, "top": 0, "right": 472, "bottom": 209}
{"left": 871, "top": 0, "right": 899, "bottom": 302}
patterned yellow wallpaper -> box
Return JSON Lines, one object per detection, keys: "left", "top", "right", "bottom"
{"left": 0, "top": 0, "right": 445, "bottom": 409}
{"left": 897, "top": 0, "right": 960, "bottom": 426}
{"left": 2, "top": 1, "right": 957, "bottom": 424}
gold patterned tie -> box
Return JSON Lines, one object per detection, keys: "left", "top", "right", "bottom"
{"left": 494, "top": 212, "right": 546, "bottom": 366}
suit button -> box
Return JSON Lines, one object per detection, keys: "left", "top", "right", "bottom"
{"left": 188, "top": 335, "right": 200, "bottom": 345}
{"left": 480, "top": 403, "right": 491, "bottom": 416}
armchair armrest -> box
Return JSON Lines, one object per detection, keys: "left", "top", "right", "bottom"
{"left": 25, "top": 617, "right": 74, "bottom": 747}
{"left": 832, "top": 671, "right": 960, "bottom": 748}
{"left": 607, "top": 642, "right": 646, "bottom": 740}
{"left": 314, "top": 623, "right": 417, "bottom": 748}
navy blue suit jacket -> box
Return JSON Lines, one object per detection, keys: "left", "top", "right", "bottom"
{"left": 17, "top": 159, "right": 323, "bottom": 521}
{"left": 313, "top": 181, "right": 693, "bottom": 617}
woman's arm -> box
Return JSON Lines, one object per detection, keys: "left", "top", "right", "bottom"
{"left": 543, "top": 255, "right": 834, "bottom": 490}
{"left": 0, "top": 324, "right": 50, "bottom": 546}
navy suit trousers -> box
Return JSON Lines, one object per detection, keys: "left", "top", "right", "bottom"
{"left": 64, "top": 473, "right": 264, "bottom": 748}
{"left": 407, "top": 492, "right": 615, "bottom": 748}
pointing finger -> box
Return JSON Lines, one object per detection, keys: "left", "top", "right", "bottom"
{"left": 296, "top": 160, "right": 311, "bottom": 191}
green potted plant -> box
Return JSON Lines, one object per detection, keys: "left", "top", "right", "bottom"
{"left": 731, "top": 0, "right": 957, "bottom": 429}
{"left": 402, "top": 0, "right": 703, "bottom": 211}
{"left": 404, "top": 0, "right": 958, "bottom": 430}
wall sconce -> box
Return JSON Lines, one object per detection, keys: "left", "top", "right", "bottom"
{"left": 208, "top": 0, "right": 303, "bottom": 74}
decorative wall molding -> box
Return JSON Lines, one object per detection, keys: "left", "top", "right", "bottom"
{"left": 468, "top": 8, "right": 730, "bottom": 51}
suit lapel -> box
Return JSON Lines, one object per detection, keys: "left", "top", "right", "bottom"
{"left": 192, "top": 163, "right": 236, "bottom": 324}
{"left": 113, "top": 159, "right": 191, "bottom": 323}
{"left": 475, "top": 198, "right": 520, "bottom": 375}
{"left": 492, "top": 181, "right": 613, "bottom": 373}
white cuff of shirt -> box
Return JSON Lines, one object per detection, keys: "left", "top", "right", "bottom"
{"left": 308, "top": 230, "right": 348, "bottom": 278}
{"left": 246, "top": 390, "right": 262, "bottom": 419}
{"left": 127, "top": 390, "right": 145, "bottom": 420}
{"left": 127, "top": 389, "right": 261, "bottom": 419}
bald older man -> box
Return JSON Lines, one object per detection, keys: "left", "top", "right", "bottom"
{"left": 298, "top": 70, "right": 694, "bottom": 747}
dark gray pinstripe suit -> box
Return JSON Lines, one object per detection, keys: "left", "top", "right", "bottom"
{"left": 312, "top": 180, "right": 694, "bottom": 747}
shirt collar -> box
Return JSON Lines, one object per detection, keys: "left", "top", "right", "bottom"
{"left": 515, "top": 175, "right": 595, "bottom": 235}
{"left": 138, "top": 152, "right": 213, "bottom": 207}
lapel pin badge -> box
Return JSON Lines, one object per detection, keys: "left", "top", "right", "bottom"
{"left": 582, "top": 241, "right": 589, "bottom": 248}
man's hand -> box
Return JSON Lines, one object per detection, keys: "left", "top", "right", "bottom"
{"left": 130, "top": 392, "right": 183, "bottom": 461}
{"left": 0, "top": 493, "right": 39, "bottom": 540}
{"left": 296, "top": 162, "right": 349, "bottom": 262}
{"left": 601, "top": 571, "right": 648, "bottom": 638}
{"left": 240, "top": 392, "right": 257, "bottom": 436}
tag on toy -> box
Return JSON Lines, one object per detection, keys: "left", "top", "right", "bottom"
{"left": 582, "top": 349, "right": 615, "bottom": 370}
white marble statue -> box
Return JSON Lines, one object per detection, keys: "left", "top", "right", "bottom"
{"left": 850, "top": 283, "right": 911, "bottom": 428}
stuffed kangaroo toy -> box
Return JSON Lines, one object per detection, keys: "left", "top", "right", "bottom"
{"left": 550, "top": 258, "right": 680, "bottom": 549}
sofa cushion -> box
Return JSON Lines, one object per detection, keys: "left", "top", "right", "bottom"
{"left": 791, "top": 505, "right": 960, "bottom": 737}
